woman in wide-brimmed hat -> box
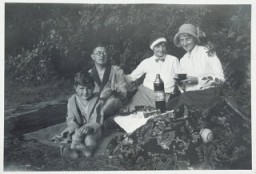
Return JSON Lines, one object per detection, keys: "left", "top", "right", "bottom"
{"left": 167, "top": 23, "right": 225, "bottom": 109}
{"left": 174, "top": 23, "right": 225, "bottom": 91}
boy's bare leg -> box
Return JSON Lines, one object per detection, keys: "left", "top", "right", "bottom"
{"left": 62, "top": 146, "right": 80, "bottom": 160}
{"left": 82, "top": 131, "right": 102, "bottom": 157}
{"left": 77, "top": 135, "right": 95, "bottom": 157}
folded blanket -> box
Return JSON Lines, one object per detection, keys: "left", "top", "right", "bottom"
{"left": 23, "top": 122, "right": 124, "bottom": 156}
{"left": 23, "top": 122, "right": 67, "bottom": 147}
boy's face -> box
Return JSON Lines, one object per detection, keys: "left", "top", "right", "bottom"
{"left": 91, "top": 47, "right": 108, "bottom": 66}
{"left": 75, "top": 85, "right": 94, "bottom": 101}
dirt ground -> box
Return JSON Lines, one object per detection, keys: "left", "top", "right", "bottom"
{"left": 4, "top": 136, "right": 125, "bottom": 171}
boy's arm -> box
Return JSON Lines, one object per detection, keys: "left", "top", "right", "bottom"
{"left": 82, "top": 122, "right": 101, "bottom": 133}
{"left": 80, "top": 99, "right": 103, "bottom": 134}
{"left": 66, "top": 97, "right": 80, "bottom": 132}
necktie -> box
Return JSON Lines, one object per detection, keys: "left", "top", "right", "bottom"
{"left": 155, "top": 58, "right": 165, "bottom": 62}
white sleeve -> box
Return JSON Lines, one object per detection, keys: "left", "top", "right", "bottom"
{"left": 197, "top": 54, "right": 225, "bottom": 89}
{"left": 129, "top": 60, "right": 146, "bottom": 81}
{"left": 173, "top": 57, "right": 181, "bottom": 74}
{"left": 211, "top": 55, "right": 225, "bottom": 83}
{"left": 179, "top": 58, "right": 187, "bottom": 74}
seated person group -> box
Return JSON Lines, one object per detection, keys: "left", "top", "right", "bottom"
{"left": 59, "top": 23, "right": 225, "bottom": 159}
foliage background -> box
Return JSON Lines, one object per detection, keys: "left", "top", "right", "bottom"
{"left": 4, "top": 3, "right": 251, "bottom": 170}
{"left": 4, "top": 3, "right": 251, "bottom": 119}
{"left": 5, "top": 4, "right": 251, "bottom": 88}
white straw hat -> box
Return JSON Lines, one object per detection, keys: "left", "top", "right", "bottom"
{"left": 174, "top": 24, "right": 200, "bottom": 47}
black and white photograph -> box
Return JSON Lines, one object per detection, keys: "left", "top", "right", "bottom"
{"left": 2, "top": 0, "right": 255, "bottom": 172}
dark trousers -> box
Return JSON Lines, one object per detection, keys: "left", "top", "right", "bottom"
{"left": 166, "top": 88, "right": 221, "bottom": 110}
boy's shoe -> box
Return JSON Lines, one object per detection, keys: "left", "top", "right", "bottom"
{"left": 77, "top": 145, "right": 95, "bottom": 158}
{"left": 82, "top": 146, "right": 94, "bottom": 158}
{"left": 82, "top": 148, "right": 93, "bottom": 158}
{"left": 62, "top": 146, "right": 79, "bottom": 160}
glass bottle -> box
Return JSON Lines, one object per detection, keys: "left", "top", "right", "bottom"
{"left": 154, "top": 74, "right": 166, "bottom": 113}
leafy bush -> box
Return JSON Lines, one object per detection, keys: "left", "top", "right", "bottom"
{"left": 201, "top": 6, "right": 250, "bottom": 90}
{"left": 5, "top": 4, "right": 250, "bottom": 90}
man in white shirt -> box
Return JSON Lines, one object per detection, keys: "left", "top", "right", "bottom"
{"left": 125, "top": 36, "right": 180, "bottom": 111}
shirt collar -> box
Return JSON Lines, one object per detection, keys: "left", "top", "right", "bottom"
{"left": 187, "top": 44, "right": 199, "bottom": 58}
{"left": 154, "top": 55, "right": 166, "bottom": 62}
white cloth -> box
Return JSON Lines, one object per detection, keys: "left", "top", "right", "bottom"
{"left": 114, "top": 112, "right": 152, "bottom": 134}
{"left": 180, "top": 45, "right": 225, "bottom": 91}
{"left": 129, "top": 54, "right": 180, "bottom": 93}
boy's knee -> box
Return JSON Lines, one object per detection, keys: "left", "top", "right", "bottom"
{"left": 71, "top": 129, "right": 84, "bottom": 149}
{"left": 84, "top": 134, "right": 100, "bottom": 147}
{"left": 62, "top": 147, "right": 79, "bottom": 159}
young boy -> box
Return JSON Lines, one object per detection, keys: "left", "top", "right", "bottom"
{"left": 61, "top": 71, "right": 103, "bottom": 159}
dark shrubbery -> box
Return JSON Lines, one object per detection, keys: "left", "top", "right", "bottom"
{"left": 5, "top": 4, "right": 250, "bottom": 91}
{"left": 4, "top": 4, "right": 251, "bottom": 170}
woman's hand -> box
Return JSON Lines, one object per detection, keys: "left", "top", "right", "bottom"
{"left": 182, "top": 76, "right": 198, "bottom": 85}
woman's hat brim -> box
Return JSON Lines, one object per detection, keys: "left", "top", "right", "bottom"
{"left": 174, "top": 32, "right": 200, "bottom": 47}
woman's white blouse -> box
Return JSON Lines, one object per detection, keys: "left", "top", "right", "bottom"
{"left": 180, "top": 45, "right": 225, "bottom": 91}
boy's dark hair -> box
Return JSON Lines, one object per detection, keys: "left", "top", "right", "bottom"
{"left": 74, "top": 70, "right": 95, "bottom": 88}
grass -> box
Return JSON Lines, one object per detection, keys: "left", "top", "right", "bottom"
{"left": 4, "top": 78, "right": 74, "bottom": 110}
{"left": 4, "top": 136, "right": 124, "bottom": 171}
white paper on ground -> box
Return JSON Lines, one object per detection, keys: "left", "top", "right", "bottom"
{"left": 114, "top": 111, "right": 153, "bottom": 134}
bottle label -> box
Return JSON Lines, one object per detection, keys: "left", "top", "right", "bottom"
{"left": 155, "top": 91, "right": 165, "bottom": 101}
